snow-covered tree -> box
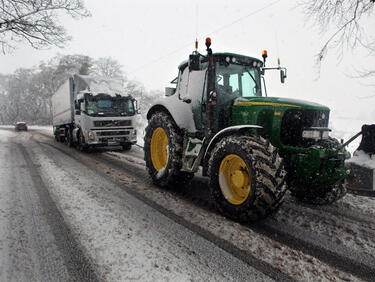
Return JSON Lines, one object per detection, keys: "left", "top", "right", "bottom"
{"left": 92, "top": 57, "right": 124, "bottom": 78}
{"left": 301, "top": 0, "right": 375, "bottom": 79}
{"left": 0, "top": 0, "right": 90, "bottom": 53}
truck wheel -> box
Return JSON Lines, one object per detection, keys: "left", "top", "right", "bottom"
{"left": 77, "top": 131, "right": 88, "bottom": 152}
{"left": 208, "top": 136, "right": 287, "bottom": 222}
{"left": 65, "top": 128, "right": 74, "bottom": 147}
{"left": 144, "top": 112, "right": 193, "bottom": 187}
{"left": 293, "top": 183, "right": 347, "bottom": 205}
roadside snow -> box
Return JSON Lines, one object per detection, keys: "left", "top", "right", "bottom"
{"left": 29, "top": 125, "right": 53, "bottom": 135}
{"left": 0, "top": 128, "right": 16, "bottom": 140}
{"left": 347, "top": 150, "right": 375, "bottom": 169}
{"left": 341, "top": 193, "right": 375, "bottom": 218}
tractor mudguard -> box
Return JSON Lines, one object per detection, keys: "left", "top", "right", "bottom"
{"left": 202, "top": 125, "right": 262, "bottom": 176}
{"left": 146, "top": 96, "right": 196, "bottom": 133}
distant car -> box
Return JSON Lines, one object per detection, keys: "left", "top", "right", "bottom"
{"left": 15, "top": 122, "right": 28, "bottom": 131}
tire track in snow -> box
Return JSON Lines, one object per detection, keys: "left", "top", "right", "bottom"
{"left": 94, "top": 148, "right": 375, "bottom": 281}
{"left": 34, "top": 130, "right": 374, "bottom": 280}
{"left": 18, "top": 143, "right": 101, "bottom": 282}
{"left": 37, "top": 140, "right": 294, "bottom": 281}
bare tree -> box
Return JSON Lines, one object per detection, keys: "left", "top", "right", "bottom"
{"left": 92, "top": 57, "right": 124, "bottom": 78}
{"left": 301, "top": 0, "right": 375, "bottom": 75}
{"left": 0, "top": 0, "right": 90, "bottom": 53}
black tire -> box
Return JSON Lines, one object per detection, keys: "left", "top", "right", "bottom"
{"left": 121, "top": 143, "right": 132, "bottom": 151}
{"left": 208, "top": 135, "right": 287, "bottom": 222}
{"left": 144, "top": 112, "right": 193, "bottom": 187}
{"left": 77, "top": 131, "right": 88, "bottom": 152}
{"left": 65, "top": 128, "right": 74, "bottom": 147}
{"left": 293, "top": 183, "right": 347, "bottom": 205}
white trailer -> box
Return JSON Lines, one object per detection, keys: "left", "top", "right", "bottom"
{"left": 52, "top": 74, "right": 138, "bottom": 151}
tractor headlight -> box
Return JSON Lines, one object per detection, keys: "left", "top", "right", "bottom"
{"left": 302, "top": 129, "right": 330, "bottom": 140}
{"left": 322, "top": 131, "right": 329, "bottom": 139}
{"left": 302, "top": 130, "right": 320, "bottom": 140}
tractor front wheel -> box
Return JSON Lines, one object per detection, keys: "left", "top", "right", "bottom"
{"left": 209, "top": 136, "right": 287, "bottom": 222}
{"left": 144, "top": 112, "right": 193, "bottom": 187}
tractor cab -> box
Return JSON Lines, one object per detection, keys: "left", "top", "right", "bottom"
{"left": 175, "top": 52, "right": 265, "bottom": 134}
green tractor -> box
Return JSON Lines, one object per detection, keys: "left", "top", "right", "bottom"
{"left": 144, "top": 38, "right": 351, "bottom": 221}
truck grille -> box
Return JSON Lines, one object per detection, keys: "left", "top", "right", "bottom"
{"left": 96, "top": 130, "right": 129, "bottom": 136}
{"left": 280, "top": 109, "right": 329, "bottom": 147}
{"left": 94, "top": 120, "right": 131, "bottom": 127}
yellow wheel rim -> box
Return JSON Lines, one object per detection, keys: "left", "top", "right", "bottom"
{"left": 219, "top": 154, "right": 251, "bottom": 205}
{"left": 150, "top": 127, "right": 168, "bottom": 171}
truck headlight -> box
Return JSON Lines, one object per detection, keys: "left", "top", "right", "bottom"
{"left": 88, "top": 131, "right": 95, "bottom": 140}
{"left": 302, "top": 130, "right": 329, "bottom": 140}
{"left": 132, "top": 129, "right": 137, "bottom": 136}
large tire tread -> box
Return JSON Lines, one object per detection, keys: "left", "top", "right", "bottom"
{"left": 209, "top": 135, "right": 287, "bottom": 222}
{"left": 144, "top": 112, "right": 193, "bottom": 187}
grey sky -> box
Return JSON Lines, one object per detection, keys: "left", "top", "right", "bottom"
{"left": 1, "top": 0, "right": 374, "bottom": 124}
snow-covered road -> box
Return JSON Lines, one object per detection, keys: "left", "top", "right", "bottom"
{"left": 1, "top": 127, "right": 375, "bottom": 281}
{"left": 0, "top": 128, "right": 271, "bottom": 281}
{"left": 0, "top": 130, "right": 70, "bottom": 281}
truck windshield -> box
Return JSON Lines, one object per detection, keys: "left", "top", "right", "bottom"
{"left": 216, "top": 63, "right": 261, "bottom": 98}
{"left": 86, "top": 94, "right": 135, "bottom": 117}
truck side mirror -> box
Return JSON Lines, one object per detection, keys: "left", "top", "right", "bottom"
{"left": 80, "top": 101, "right": 85, "bottom": 112}
{"left": 280, "top": 69, "right": 287, "bottom": 84}
{"left": 165, "top": 87, "right": 176, "bottom": 97}
{"left": 133, "top": 100, "right": 140, "bottom": 114}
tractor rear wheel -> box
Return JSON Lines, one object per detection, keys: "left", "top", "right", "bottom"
{"left": 144, "top": 112, "right": 193, "bottom": 187}
{"left": 208, "top": 135, "right": 287, "bottom": 222}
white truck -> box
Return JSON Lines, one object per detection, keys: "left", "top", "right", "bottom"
{"left": 52, "top": 74, "right": 138, "bottom": 151}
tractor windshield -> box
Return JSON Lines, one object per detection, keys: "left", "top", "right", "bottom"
{"left": 216, "top": 63, "right": 261, "bottom": 98}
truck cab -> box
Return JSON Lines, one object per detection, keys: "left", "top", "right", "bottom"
{"left": 74, "top": 90, "right": 137, "bottom": 149}
{"left": 52, "top": 74, "right": 138, "bottom": 151}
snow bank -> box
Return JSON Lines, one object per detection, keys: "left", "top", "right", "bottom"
{"left": 347, "top": 150, "right": 375, "bottom": 169}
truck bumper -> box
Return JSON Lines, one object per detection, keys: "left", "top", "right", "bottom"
{"left": 85, "top": 128, "right": 137, "bottom": 146}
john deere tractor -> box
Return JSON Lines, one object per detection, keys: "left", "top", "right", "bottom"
{"left": 144, "top": 38, "right": 350, "bottom": 221}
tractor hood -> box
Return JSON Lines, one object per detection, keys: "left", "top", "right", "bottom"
{"left": 233, "top": 97, "right": 330, "bottom": 111}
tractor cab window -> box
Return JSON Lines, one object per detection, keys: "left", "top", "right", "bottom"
{"left": 216, "top": 64, "right": 261, "bottom": 98}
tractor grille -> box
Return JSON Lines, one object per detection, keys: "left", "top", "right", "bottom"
{"left": 94, "top": 120, "right": 131, "bottom": 127}
{"left": 280, "top": 109, "right": 329, "bottom": 147}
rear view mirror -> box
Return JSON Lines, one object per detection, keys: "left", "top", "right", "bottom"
{"left": 133, "top": 100, "right": 141, "bottom": 114}
{"left": 280, "top": 69, "right": 287, "bottom": 84}
{"left": 165, "top": 87, "right": 176, "bottom": 97}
